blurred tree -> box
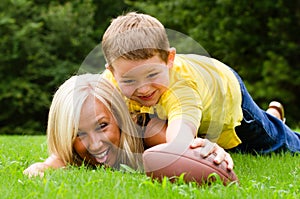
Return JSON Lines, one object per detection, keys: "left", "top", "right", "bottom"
{"left": 0, "top": 0, "right": 96, "bottom": 134}
{"left": 0, "top": 0, "right": 299, "bottom": 135}
{"left": 127, "top": 0, "right": 300, "bottom": 127}
{"left": 92, "top": 0, "right": 130, "bottom": 39}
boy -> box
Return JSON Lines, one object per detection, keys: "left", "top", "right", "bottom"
{"left": 102, "top": 12, "right": 300, "bottom": 164}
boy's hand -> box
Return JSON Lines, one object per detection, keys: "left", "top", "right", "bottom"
{"left": 190, "top": 138, "right": 233, "bottom": 171}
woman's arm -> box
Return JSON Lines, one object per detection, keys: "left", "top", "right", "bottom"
{"left": 144, "top": 117, "right": 167, "bottom": 148}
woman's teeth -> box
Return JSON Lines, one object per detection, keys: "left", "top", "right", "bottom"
{"left": 94, "top": 150, "right": 108, "bottom": 159}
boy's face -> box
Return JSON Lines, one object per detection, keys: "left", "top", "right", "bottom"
{"left": 110, "top": 55, "right": 171, "bottom": 107}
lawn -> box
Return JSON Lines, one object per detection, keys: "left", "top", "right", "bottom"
{"left": 1, "top": 135, "right": 299, "bottom": 199}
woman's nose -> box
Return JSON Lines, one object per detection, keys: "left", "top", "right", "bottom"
{"left": 88, "top": 133, "right": 104, "bottom": 152}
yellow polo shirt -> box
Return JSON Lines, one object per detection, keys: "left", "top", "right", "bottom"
{"left": 103, "top": 54, "right": 243, "bottom": 149}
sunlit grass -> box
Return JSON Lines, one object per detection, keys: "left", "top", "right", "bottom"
{"left": 1, "top": 135, "right": 300, "bottom": 199}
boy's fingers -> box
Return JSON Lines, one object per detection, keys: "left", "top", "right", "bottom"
{"left": 225, "top": 153, "right": 234, "bottom": 171}
{"left": 200, "top": 142, "right": 217, "bottom": 157}
{"left": 190, "top": 139, "right": 217, "bottom": 157}
{"left": 213, "top": 147, "right": 234, "bottom": 171}
{"left": 190, "top": 138, "right": 234, "bottom": 171}
{"left": 190, "top": 138, "right": 205, "bottom": 148}
{"left": 190, "top": 138, "right": 234, "bottom": 170}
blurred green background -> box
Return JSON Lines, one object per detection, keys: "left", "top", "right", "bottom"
{"left": 0, "top": 0, "right": 299, "bottom": 135}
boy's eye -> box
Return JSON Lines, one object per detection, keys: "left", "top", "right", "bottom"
{"left": 121, "top": 79, "right": 135, "bottom": 84}
{"left": 147, "top": 72, "right": 158, "bottom": 78}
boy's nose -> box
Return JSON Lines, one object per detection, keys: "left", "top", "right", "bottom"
{"left": 136, "top": 83, "right": 150, "bottom": 94}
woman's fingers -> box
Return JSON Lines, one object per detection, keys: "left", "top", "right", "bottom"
{"left": 23, "top": 162, "right": 49, "bottom": 178}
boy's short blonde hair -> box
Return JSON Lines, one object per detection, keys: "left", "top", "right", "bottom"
{"left": 102, "top": 12, "right": 170, "bottom": 65}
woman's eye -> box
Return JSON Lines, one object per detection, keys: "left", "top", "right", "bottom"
{"left": 96, "top": 123, "right": 108, "bottom": 131}
{"left": 77, "top": 132, "right": 86, "bottom": 137}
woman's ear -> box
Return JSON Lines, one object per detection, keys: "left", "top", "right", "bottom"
{"left": 167, "top": 47, "right": 176, "bottom": 68}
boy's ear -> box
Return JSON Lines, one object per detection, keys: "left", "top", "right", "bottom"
{"left": 167, "top": 47, "right": 176, "bottom": 68}
{"left": 105, "top": 63, "right": 114, "bottom": 72}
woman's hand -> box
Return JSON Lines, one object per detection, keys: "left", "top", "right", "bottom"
{"left": 23, "top": 154, "right": 65, "bottom": 177}
{"left": 190, "top": 138, "right": 234, "bottom": 171}
{"left": 23, "top": 162, "right": 50, "bottom": 178}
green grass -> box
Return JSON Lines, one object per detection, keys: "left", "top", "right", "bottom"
{"left": 1, "top": 135, "right": 300, "bottom": 199}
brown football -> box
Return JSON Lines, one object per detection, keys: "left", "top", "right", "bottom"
{"left": 143, "top": 143, "right": 238, "bottom": 186}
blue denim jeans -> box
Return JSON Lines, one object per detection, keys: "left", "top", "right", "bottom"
{"left": 231, "top": 70, "right": 300, "bottom": 154}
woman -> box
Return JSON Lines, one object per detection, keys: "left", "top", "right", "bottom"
{"left": 24, "top": 74, "right": 144, "bottom": 177}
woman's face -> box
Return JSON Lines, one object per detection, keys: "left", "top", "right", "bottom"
{"left": 74, "top": 96, "right": 120, "bottom": 167}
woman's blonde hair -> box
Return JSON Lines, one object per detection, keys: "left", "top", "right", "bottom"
{"left": 47, "top": 73, "right": 144, "bottom": 170}
{"left": 102, "top": 12, "right": 170, "bottom": 65}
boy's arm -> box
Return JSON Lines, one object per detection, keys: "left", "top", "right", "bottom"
{"left": 144, "top": 117, "right": 195, "bottom": 147}
{"left": 166, "top": 118, "right": 196, "bottom": 143}
{"left": 167, "top": 118, "right": 234, "bottom": 171}
{"left": 23, "top": 154, "right": 65, "bottom": 177}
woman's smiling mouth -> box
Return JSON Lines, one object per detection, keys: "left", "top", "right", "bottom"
{"left": 92, "top": 149, "right": 109, "bottom": 163}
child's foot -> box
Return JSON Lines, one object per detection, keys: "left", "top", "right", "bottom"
{"left": 266, "top": 101, "right": 286, "bottom": 123}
